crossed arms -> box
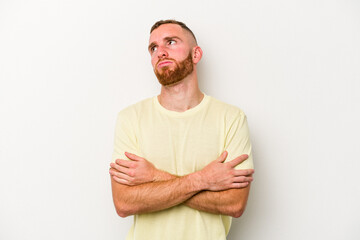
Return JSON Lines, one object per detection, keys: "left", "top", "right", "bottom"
{"left": 110, "top": 151, "right": 254, "bottom": 218}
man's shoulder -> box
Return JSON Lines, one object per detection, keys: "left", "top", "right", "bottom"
{"left": 117, "top": 96, "right": 154, "bottom": 116}
{"left": 208, "top": 95, "right": 246, "bottom": 118}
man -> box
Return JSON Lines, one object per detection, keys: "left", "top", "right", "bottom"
{"left": 109, "top": 20, "right": 254, "bottom": 240}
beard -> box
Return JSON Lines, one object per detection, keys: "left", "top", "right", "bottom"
{"left": 154, "top": 52, "right": 194, "bottom": 86}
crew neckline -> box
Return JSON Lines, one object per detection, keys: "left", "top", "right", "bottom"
{"left": 153, "top": 93, "right": 210, "bottom": 118}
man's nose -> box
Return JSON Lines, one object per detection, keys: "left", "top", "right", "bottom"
{"left": 157, "top": 46, "right": 168, "bottom": 59}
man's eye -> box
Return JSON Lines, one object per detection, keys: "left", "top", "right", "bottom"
{"left": 168, "top": 40, "right": 176, "bottom": 45}
{"left": 151, "top": 46, "right": 157, "bottom": 52}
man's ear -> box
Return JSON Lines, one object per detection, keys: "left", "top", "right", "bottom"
{"left": 192, "top": 46, "right": 203, "bottom": 64}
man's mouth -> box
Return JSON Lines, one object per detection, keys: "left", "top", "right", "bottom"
{"left": 157, "top": 61, "right": 173, "bottom": 68}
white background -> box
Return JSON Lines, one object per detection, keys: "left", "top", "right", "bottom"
{"left": 1, "top": 0, "right": 359, "bottom": 239}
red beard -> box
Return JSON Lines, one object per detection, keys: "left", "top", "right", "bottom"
{"left": 154, "top": 52, "right": 194, "bottom": 86}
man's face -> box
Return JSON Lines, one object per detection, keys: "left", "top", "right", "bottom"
{"left": 148, "top": 24, "right": 195, "bottom": 86}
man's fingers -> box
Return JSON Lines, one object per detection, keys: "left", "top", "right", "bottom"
{"left": 110, "top": 163, "right": 131, "bottom": 175}
{"left": 234, "top": 168, "right": 254, "bottom": 176}
{"left": 115, "top": 159, "right": 132, "bottom": 168}
{"left": 216, "top": 151, "right": 228, "bottom": 163}
{"left": 230, "top": 182, "right": 249, "bottom": 189}
{"left": 228, "top": 154, "right": 249, "bottom": 167}
{"left": 233, "top": 176, "right": 253, "bottom": 183}
{"left": 112, "top": 176, "right": 134, "bottom": 186}
{"left": 125, "top": 152, "right": 142, "bottom": 161}
{"left": 110, "top": 169, "right": 134, "bottom": 182}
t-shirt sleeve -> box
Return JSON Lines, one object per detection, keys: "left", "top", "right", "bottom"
{"left": 223, "top": 111, "right": 254, "bottom": 170}
{"left": 111, "top": 110, "right": 140, "bottom": 163}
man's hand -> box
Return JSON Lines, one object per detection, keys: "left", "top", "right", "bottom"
{"left": 109, "top": 152, "right": 158, "bottom": 186}
{"left": 198, "top": 151, "right": 254, "bottom": 191}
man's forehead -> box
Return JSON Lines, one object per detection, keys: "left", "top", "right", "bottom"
{"left": 149, "top": 24, "right": 187, "bottom": 43}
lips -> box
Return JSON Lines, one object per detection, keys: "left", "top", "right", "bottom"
{"left": 157, "top": 60, "right": 173, "bottom": 68}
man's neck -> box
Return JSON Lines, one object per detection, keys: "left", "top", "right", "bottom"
{"left": 158, "top": 75, "right": 204, "bottom": 112}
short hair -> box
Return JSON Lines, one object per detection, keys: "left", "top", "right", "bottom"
{"left": 150, "top": 19, "right": 197, "bottom": 44}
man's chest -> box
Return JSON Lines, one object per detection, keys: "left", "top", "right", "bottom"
{"left": 137, "top": 115, "right": 224, "bottom": 175}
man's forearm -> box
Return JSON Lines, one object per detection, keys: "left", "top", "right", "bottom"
{"left": 111, "top": 172, "right": 203, "bottom": 217}
{"left": 151, "top": 171, "right": 251, "bottom": 217}
{"left": 184, "top": 186, "right": 251, "bottom": 217}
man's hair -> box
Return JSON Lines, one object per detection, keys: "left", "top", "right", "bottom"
{"left": 150, "top": 19, "right": 197, "bottom": 44}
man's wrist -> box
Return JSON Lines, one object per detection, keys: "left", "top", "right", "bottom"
{"left": 152, "top": 167, "right": 207, "bottom": 191}
{"left": 153, "top": 169, "right": 178, "bottom": 181}
{"left": 185, "top": 171, "right": 207, "bottom": 192}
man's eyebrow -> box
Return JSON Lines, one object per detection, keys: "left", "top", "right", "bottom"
{"left": 163, "top": 36, "right": 182, "bottom": 42}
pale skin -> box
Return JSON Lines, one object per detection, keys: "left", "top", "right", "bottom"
{"left": 110, "top": 23, "right": 254, "bottom": 218}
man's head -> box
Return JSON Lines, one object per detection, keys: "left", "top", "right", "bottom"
{"left": 148, "top": 20, "right": 202, "bottom": 86}
{"left": 150, "top": 20, "right": 198, "bottom": 45}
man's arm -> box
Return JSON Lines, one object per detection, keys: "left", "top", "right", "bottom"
{"left": 111, "top": 172, "right": 203, "bottom": 217}
{"left": 110, "top": 151, "right": 254, "bottom": 217}
{"left": 184, "top": 182, "right": 251, "bottom": 218}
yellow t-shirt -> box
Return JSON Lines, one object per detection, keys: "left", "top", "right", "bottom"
{"left": 112, "top": 94, "right": 254, "bottom": 240}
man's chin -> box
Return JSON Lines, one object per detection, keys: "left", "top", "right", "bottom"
{"left": 160, "top": 78, "right": 184, "bottom": 87}
{"left": 155, "top": 71, "right": 180, "bottom": 86}
{"left": 156, "top": 68, "right": 173, "bottom": 76}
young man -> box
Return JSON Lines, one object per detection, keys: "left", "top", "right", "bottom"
{"left": 109, "top": 20, "right": 254, "bottom": 240}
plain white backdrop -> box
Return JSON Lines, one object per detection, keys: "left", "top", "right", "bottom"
{"left": 1, "top": 0, "right": 359, "bottom": 239}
